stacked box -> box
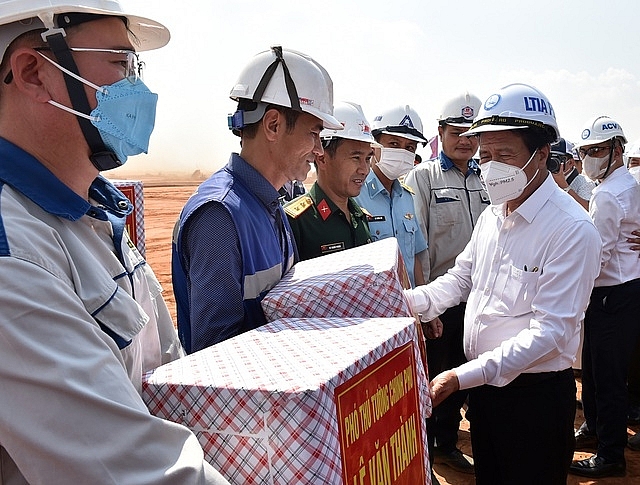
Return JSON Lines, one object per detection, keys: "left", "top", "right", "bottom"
{"left": 261, "top": 237, "right": 412, "bottom": 321}
{"left": 110, "top": 179, "right": 145, "bottom": 257}
{"left": 142, "top": 317, "right": 432, "bottom": 485}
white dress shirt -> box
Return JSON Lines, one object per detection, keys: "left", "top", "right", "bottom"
{"left": 589, "top": 167, "right": 640, "bottom": 287}
{"left": 405, "top": 174, "right": 602, "bottom": 390}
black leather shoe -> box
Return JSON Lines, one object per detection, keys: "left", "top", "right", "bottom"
{"left": 569, "top": 455, "right": 625, "bottom": 478}
{"left": 629, "top": 433, "right": 640, "bottom": 451}
{"left": 628, "top": 404, "right": 640, "bottom": 425}
{"left": 574, "top": 427, "right": 598, "bottom": 451}
{"left": 433, "top": 448, "right": 475, "bottom": 474}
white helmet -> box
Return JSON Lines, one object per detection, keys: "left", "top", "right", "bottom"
{"left": 228, "top": 46, "right": 341, "bottom": 134}
{"left": 463, "top": 83, "right": 559, "bottom": 142}
{"left": 0, "top": 0, "right": 169, "bottom": 62}
{"left": 625, "top": 139, "right": 640, "bottom": 161}
{"left": 371, "top": 105, "right": 428, "bottom": 145}
{"left": 574, "top": 115, "right": 627, "bottom": 149}
{"left": 320, "top": 101, "right": 377, "bottom": 145}
{"left": 438, "top": 92, "right": 482, "bottom": 128}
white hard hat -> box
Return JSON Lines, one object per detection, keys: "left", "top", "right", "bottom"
{"left": 320, "top": 101, "right": 377, "bottom": 145}
{"left": 0, "top": 0, "right": 169, "bottom": 62}
{"left": 438, "top": 92, "right": 482, "bottom": 128}
{"left": 371, "top": 104, "right": 428, "bottom": 144}
{"left": 625, "top": 139, "right": 640, "bottom": 159}
{"left": 463, "top": 83, "right": 559, "bottom": 142}
{"left": 228, "top": 46, "right": 341, "bottom": 133}
{"left": 574, "top": 115, "right": 627, "bottom": 149}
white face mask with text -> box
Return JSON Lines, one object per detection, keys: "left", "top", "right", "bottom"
{"left": 480, "top": 149, "right": 539, "bottom": 205}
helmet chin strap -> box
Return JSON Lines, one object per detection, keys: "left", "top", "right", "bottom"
{"left": 600, "top": 143, "right": 616, "bottom": 180}
{"left": 42, "top": 28, "right": 121, "bottom": 171}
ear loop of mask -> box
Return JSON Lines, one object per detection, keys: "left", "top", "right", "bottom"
{"left": 42, "top": 29, "right": 119, "bottom": 171}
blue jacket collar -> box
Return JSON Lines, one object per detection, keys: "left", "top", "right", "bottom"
{"left": 0, "top": 137, "right": 132, "bottom": 221}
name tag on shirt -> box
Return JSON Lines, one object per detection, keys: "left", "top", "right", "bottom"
{"left": 367, "top": 215, "right": 386, "bottom": 222}
{"left": 321, "top": 242, "right": 345, "bottom": 254}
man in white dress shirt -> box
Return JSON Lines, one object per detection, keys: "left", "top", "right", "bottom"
{"left": 405, "top": 83, "right": 602, "bottom": 485}
{"left": 570, "top": 116, "right": 640, "bottom": 478}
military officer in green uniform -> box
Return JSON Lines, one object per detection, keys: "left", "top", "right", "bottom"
{"left": 285, "top": 102, "right": 377, "bottom": 260}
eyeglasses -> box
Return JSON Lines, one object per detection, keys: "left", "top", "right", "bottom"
{"left": 578, "top": 144, "right": 612, "bottom": 160}
{"left": 65, "top": 48, "right": 144, "bottom": 83}
{"left": 3, "top": 47, "right": 144, "bottom": 85}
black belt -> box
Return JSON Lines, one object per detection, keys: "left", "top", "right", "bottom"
{"left": 507, "top": 368, "right": 573, "bottom": 387}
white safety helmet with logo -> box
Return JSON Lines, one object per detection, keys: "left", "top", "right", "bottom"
{"left": 574, "top": 115, "right": 627, "bottom": 181}
{"left": 438, "top": 92, "right": 482, "bottom": 128}
{"left": 228, "top": 46, "right": 342, "bottom": 136}
{"left": 320, "top": 101, "right": 377, "bottom": 145}
{"left": 0, "top": 0, "right": 169, "bottom": 62}
{"left": 574, "top": 115, "right": 627, "bottom": 148}
{"left": 371, "top": 105, "right": 428, "bottom": 145}
{"left": 463, "top": 83, "right": 559, "bottom": 142}
{"left": 0, "top": 0, "right": 170, "bottom": 171}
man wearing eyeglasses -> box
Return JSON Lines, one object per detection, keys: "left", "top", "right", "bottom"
{"left": 570, "top": 116, "right": 640, "bottom": 478}
{"left": 0, "top": 1, "right": 230, "bottom": 483}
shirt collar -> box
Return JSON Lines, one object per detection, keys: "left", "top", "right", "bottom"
{"left": 365, "top": 169, "right": 402, "bottom": 198}
{"left": 0, "top": 137, "right": 132, "bottom": 221}
{"left": 228, "top": 153, "right": 281, "bottom": 214}
{"left": 309, "top": 182, "right": 364, "bottom": 218}
{"left": 512, "top": 172, "right": 557, "bottom": 223}
{"left": 440, "top": 151, "right": 480, "bottom": 176}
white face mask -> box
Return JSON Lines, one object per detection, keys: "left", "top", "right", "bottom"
{"left": 583, "top": 153, "right": 610, "bottom": 181}
{"left": 376, "top": 147, "right": 415, "bottom": 180}
{"left": 480, "top": 149, "right": 539, "bottom": 205}
{"left": 629, "top": 166, "right": 640, "bottom": 184}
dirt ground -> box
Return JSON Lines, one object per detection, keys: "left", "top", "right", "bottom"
{"left": 142, "top": 183, "right": 640, "bottom": 484}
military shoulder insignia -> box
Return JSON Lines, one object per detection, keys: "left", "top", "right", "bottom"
{"left": 401, "top": 182, "right": 415, "bottom": 195}
{"left": 284, "top": 195, "right": 313, "bottom": 218}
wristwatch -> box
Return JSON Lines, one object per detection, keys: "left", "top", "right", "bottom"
{"left": 563, "top": 186, "right": 571, "bottom": 192}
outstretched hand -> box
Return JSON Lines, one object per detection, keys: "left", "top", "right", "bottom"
{"left": 430, "top": 370, "right": 460, "bottom": 408}
{"left": 422, "top": 317, "right": 443, "bottom": 339}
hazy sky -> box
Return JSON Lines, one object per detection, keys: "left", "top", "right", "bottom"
{"left": 111, "top": 0, "right": 640, "bottom": 178}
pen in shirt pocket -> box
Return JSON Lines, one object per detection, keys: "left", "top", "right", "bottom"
{"left": 523, "top": 265, "right": 539, "bottom": 272}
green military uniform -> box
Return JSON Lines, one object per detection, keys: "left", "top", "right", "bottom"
{"left": 284, "top": 182, "right": 372, "bottom": 261}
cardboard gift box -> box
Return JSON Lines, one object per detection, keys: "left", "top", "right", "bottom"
{"left": 142, "top": 317, "right": 432, "bottom": 485}
{"left": 110, "top": 179, "right": 146, "bottom": 257}
{"left": 261, "top": 237, "right": 412, "bottom": 321}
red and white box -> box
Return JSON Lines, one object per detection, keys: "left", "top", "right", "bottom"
{"left": 261, "top": 237, "right": 412, "bottom": 321}
{"left": 142, "top": 317, "right": 432, "bottom": 485}
{"left": 110, "top": 179, "right": 146, "bottom": 257}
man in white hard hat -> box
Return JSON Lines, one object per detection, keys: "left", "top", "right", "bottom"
{"left": 569, "top": 116, "right": 640, "bottom": 478}
{"left": 405, "top": 83, "right": 602, "bottom": 484}
{"left": 355, "top": 105, "right": 428, "bottom": 287}
{"left": 172, "top": 46, "right": 342, "bottom": 353}
{"left": 404, "top": 92, "right": 487, "bottom": 475}
{"left": 549, "top": 137, "right": 594, "bottom": 210}
{"left": 625, "top": 140, "right": 640, "bottom": 183}
{"left": 285, "top": 101, "right": 373, "bottom": 260}
{"left": 0, "top": 1, "right": 229, "bottom": 483}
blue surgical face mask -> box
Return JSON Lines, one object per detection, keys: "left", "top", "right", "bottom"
{"left": 40, "top": 53, "right": 158, "bottom": 165}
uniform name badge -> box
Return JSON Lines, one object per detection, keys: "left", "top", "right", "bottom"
{"left": 320, "top": 242, "right": 345, "bottom": 254}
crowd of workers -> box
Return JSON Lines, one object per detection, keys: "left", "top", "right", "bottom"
{"left": 1, "top": 1, "right": 640, "bottom": 484}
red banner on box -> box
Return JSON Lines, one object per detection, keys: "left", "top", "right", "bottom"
{"left": 335, "top": 341, "right": 426, "bottom": 485}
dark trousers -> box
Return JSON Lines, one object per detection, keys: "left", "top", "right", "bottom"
{"left": 426, "top": 303, "right": 467, "bottom": 453}
{"left": 582, "top": 279, "right": 640, "bottom": 462}
{"left": 627, "top": 334, "right": 640, "bottom": 405}
{"left": 467, "top": 369, "right": 575, "bottom": 485}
